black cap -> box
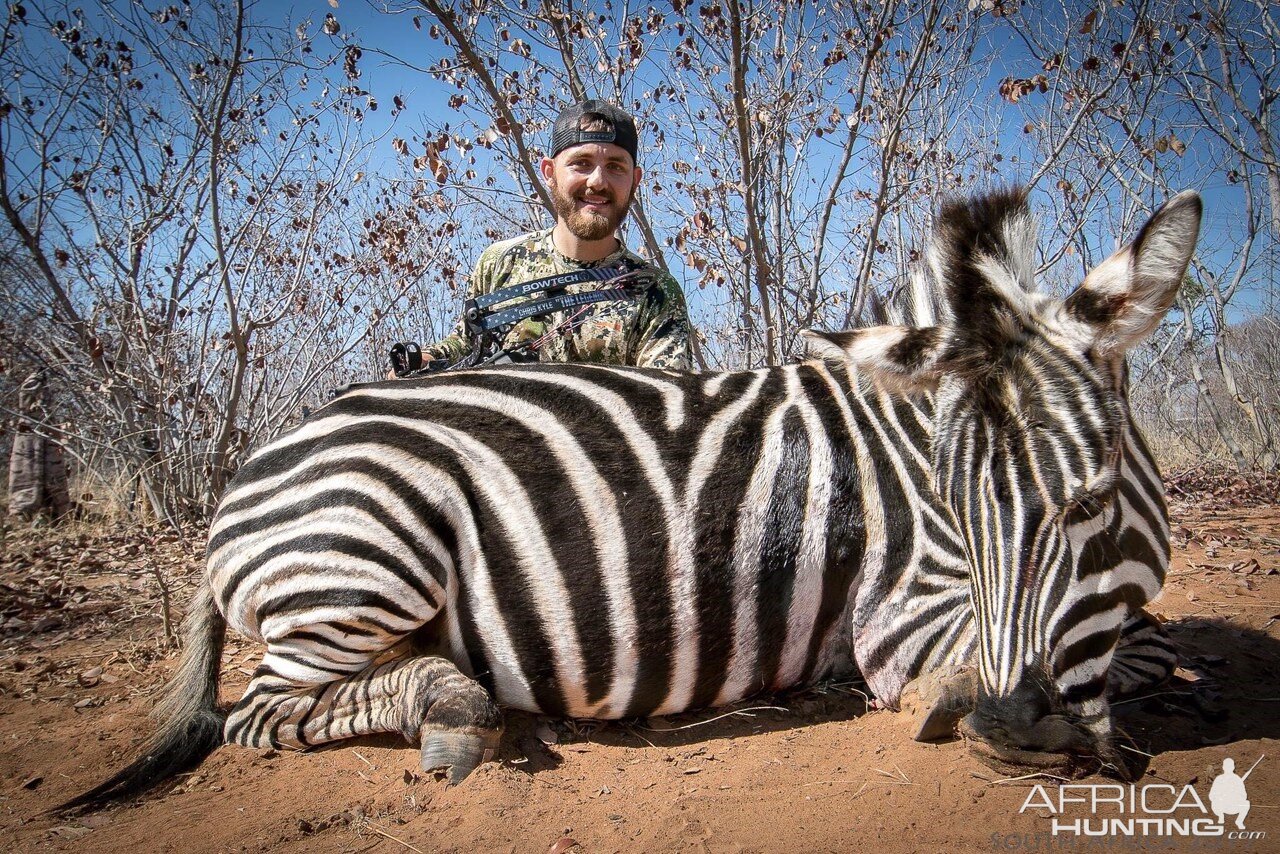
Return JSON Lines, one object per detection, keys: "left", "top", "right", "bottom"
{"left": 550, "top": 100, "right": 638, "bottom": 164}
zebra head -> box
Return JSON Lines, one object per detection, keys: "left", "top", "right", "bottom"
{"left": 804, "top": 188, "right": 1201, "bottom": 774}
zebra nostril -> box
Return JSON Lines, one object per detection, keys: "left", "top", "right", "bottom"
{"left": 966, "top": 682, "right": 1059, "bottom": 750}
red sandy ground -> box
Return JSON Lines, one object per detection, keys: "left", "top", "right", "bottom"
{"left": 1, "top": 476, "right": 1277, "bottom": 853}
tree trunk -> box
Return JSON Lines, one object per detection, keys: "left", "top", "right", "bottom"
{"left": 726, "top": 0, "right": 777, "bottom": 365}
{"left": 1180, "top": 302, "right": 1249, "bottom": 470}
{"left": 7, "top": 373, "right": 70, "bottom": 521}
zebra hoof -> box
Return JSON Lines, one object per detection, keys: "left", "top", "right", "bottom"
{"left": 419, "top": 729, "right": 501, "bottom": 785}
{"left": 900, "top": 665, "right": 977, "bottom": 742}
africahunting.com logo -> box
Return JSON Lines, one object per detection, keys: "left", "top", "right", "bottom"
{"left": 991, "top": 754, "right": 1267, "bottom": 849}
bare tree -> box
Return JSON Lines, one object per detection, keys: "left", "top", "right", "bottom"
{"left": 0, "top": 0, "right": 457, "bottom": 521}
{"left": 6, "top": 0, "right": 1275, "bottom": 529}
{"left": 1171, "top": 0, "right": 1280, "bottom": 238}
{"left": 998, "top": 0, "right": 1279, "bottom": 469}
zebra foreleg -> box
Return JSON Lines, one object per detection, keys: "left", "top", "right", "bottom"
{"left": 225, "top": 652, "right": 503, "bottom": 783}
{"left": 1107, "top": 608, "right": 1179, "bottom": 699}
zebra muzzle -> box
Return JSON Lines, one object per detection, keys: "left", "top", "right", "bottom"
{"left": 958, "top": 711, "right": 1097, "bottom": 779}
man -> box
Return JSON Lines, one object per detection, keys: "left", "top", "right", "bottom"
{"left": 1209, "top": 757, "right": 1252, "bottom": 830}
{"left": 419, "top": 100, "right": 692, "bottom": 370}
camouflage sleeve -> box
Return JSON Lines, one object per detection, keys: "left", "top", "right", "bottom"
{"left": 423, "top": 244, "right": 503, "bottom": 363}
{"left": 633, "top": 271, "right": 694, "bottom": 370}
{"left": 422, "top": 311, "right": 471, "bottom": 365}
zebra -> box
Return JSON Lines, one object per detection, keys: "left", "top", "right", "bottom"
{"left": 61, "top": 187, "right": 1200, "bottom": 812}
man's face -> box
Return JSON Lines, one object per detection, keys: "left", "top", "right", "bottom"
{"left": 541, "top": 143, "right": 641, "bottom": 241}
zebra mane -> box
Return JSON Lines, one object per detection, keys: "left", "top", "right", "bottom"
{"left": 885, "top": 266, "right": 945, "bottom": 329}
{"left": 929, "top": 185, "right": 1040, "bottom": 321}
{"left": 923, "top": 186, "right": 1057, "bottom": 382}
{"left": 883, "top": 187, "right": 1038, "bottom": 334}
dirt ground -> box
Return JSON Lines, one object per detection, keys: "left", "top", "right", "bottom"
{"left": 1, "top": 471, "right": 1278, "bottom": 853}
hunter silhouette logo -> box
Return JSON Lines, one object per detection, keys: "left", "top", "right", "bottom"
{"left": 1210, "top": 755, "right": 1262, "bottom": 830}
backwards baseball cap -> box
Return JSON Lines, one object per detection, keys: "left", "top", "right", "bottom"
{"left": 550, "top": 100, "right": 639, "bottom": 164}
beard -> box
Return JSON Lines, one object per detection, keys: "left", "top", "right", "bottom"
{"left": 549, "top": 179, "right": 635, "bottom": 241}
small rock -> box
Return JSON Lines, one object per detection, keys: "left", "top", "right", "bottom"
{"left": 21, "top": 775, "right": 42, "bottom": 790}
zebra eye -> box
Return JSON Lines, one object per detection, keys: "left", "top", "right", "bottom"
{"left": 1063, "top": 488, "right": 1111, "bottom": 523}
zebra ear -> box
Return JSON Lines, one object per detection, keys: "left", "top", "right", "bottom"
{"left": 800, "top": 326, "right": 945, "bottom": 393}
{"left": 1065, "top": 191, "right": 1202, "bottom": 357}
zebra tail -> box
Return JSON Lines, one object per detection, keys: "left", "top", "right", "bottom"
{"left": 55, "top": 579, "right": 226, "bottom": 814}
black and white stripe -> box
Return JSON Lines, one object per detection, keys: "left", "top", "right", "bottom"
{"left": 64, "top": 188, "right": 1200, "bottom": 811}
{"left": 208, "top": 361, "right": 974, "bottom": 725}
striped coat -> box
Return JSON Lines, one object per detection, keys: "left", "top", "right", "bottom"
{"left": 209, "top": 361, "right": 974, "bottom": 722}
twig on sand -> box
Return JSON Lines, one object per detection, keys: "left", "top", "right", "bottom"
{"left": 1111, "top": 690, "right": 1190, "bottom": 707}
{"left": 1118, "top": 743, "right": 1155, "bottom": 759}
{"left": 802, "top": 779, "right": 914, "bottom": 802}
{"left": 638, "top": 705, "right": 789, "bottom": 732}
{"left": 624, "top": 726, "right": 658, "bottom": 749}
{"left": 366, "top": 824, "right": 424, "bottom": 853}
{"left": 989, "top": 771, "right": 1071, "bottom": 785}
{"left": 825, "top": 681, "right": 873, "bottom": 709}
{"left": 803, "top": 779, "right": 913, "bottom": 788}
{"left": 873, "top": 765, "right": 912, "bottom": 784}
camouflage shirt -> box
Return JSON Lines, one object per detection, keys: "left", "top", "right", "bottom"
{"left": 425, "top": 229, "right": 693, "bottom": 370}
